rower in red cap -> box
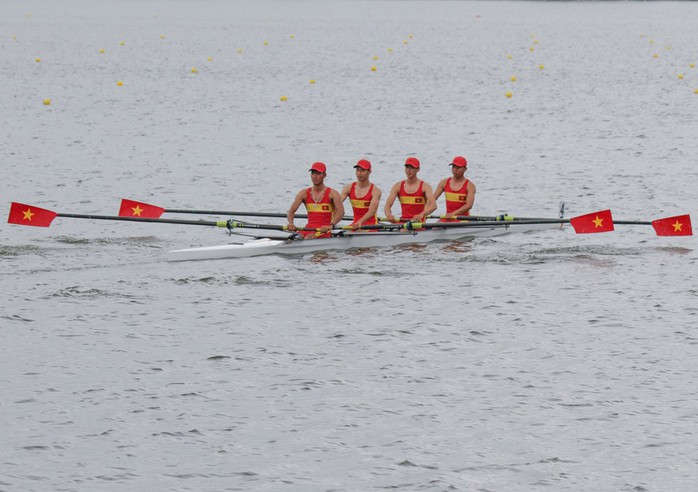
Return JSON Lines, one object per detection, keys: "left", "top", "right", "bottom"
{"left": 287, "top": 162, "right": 345, "bottom": 238}
{"left": 340, "top": 159, "right": 382, "bottom": 230}
{"left": 433, "top": 155, "right": 476, "bottom": 221}
{"left": 383, "top": 157, "right": 436, "bottom": 224}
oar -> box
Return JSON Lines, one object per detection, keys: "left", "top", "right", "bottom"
{"left": 364, "top": 210, "right": 693, "bottom": 236}
{"left": 118, "top": 198, "right": 356, "bottom": 222}
{"left": 8, "top": 202, "right": 336, "bottom": 235}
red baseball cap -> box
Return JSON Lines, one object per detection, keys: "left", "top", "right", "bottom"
{"left": 451, "top": 156, "right": 467, "bottom": 167}
{"left": 404, "top": 157, "right": 420, "bottom": 169}
{"left": 309, "top": 162, "right": 327, "bottom": 173}
{"left": 354, "top": 159, "right": 371, "bottom": 170}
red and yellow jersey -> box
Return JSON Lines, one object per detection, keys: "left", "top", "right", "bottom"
{"left": 303, "top": 187, "right": 334, "bottom": 237}
{"left": 349, "top": 183, "right": 378, "bottom": 225}
{"left": 440, "top": 178, "right": 470, "bottom": 222}
{"left": 398, "top": 180, "right": 426, "bottom": 220}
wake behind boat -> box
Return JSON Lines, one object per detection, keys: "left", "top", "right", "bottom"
{"left": 166, "top": 221, "right": 562, "bottom": 261}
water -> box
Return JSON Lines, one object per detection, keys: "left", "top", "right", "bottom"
{"left": 1, "top": 1, "right": 697, "bottom": 490}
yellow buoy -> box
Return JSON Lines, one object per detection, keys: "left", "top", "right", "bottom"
{"left": 506, "top": 54, "right": 513, "bottom": 60}
{"left": 373, "top": 56, "right": 378, "bottom": 61}
{"left": 693, "top": 88, "right": 698, "bottom": 94}
{"left": 539, "top": 64, "right": 545, "bottom": 70}
{"left": 43, "top": 98, "right": 51, "bottom": 105}
{"left": 99, "top": 48, "right": 105, "bottom": 54}
{"left": 371, "top": 65, "right": 377, "bottom": 72}
{"left": 237, "top": 48, "right": 243, "bottom": 54}
{"left": 652, "top": 54, "right": 659, "bottom": 59}
{"left": 191, "top": 67, "right": 198, "bottom": 73}
{"left": 649, "top": 39, "right": 654, "bottom": 44}
{"left": 534, "top": 40, "right": 539, "bottom": 45}
{"left": 505, "top": 91, "right": 513, "bottom": 99}
{"left": 263, "top": 40, "right": 268, "bottom": 46}
{"left": 408, "top": 34, "right": 413, "bottom": 39}
{"left": 678, "top": 74, "right": 684, "bottom": 79}
{"left": 510, "top": 75, "right": 517, "bottom": 82}
{"left": 280, "top": 95, "right": 288, "bottom": 101}
{"left": 403, "top": 40, "right": 408, "bottom": 45}
{"left": 120, "top": 41, "right": 125, "bottom": 46}
{"left": 387, "top": 48, "right": 393, "bottom": 53}
{"left": 160, "top": 35, "right": 165, "bottom": 39}
{"left": 290, "top": 34, "right": 295, "bottom": 39}
{"left": 35, "top": 57, "right": 41, "bottom": 63}
{"left": 309, "top": 79, "right": 316, "bottom": 84}
{"left": 529, "top": 47, "right": 534, "bottom": 52}
{"left": 117, "top": 80, "right": 123, "bottom": 86}
{"left": 207, "top": 57, "right": 213, "bottom": 62}
{"left": 690, "top": 63, "right": 695, "bottom": 68}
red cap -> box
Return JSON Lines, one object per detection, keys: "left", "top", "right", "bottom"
{"left": 404, "top": 157, "right": 420, "bottom": 169}
{"left": 451, "top": 156, "right": 467, "bottom": 167}
{"left": 309, "top": 162, "right": 327, "bottom": 173}
{"left": 354, "top": 159, "right": 372, "bottom": 170}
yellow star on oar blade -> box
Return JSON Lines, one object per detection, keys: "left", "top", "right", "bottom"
{"left": 593, "top": 215, "right": 604, "bottom": 228}
{"left": 131, "top": 205, "right": 143, "bottom": 216}
{"left": 672, "top": 220, "right": 683, "bottom": 232}
{"left": 23, "top": 208, "right": 35, "bottom": 221}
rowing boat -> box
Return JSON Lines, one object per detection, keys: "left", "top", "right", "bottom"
{"left": 166, "top": 221, "right": 562, "bottom": 261}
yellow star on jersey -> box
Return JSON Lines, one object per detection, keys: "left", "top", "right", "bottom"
{"left": 23, "top": 208, "right": 35, "bottom": 221}
{"left": 593, "top": 215, "right": 604, "bottom": 228}
{"left": 131, "top": 205, "right": 143, "bottom": 216}
{"left": 672, "top": 220, "right": 683, "bottom": 232}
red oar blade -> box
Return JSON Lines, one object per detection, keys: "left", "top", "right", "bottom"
{"left": 119, "top": 199, "right": 165, "bottom": 218}
{"left": 8, "top": 202, "right": 57, "bottom": 227}
{"left": 651, "top": 214, "right": 693, "bottom": 236}
{"left": 569, "top": 209, "right": 614, "bottom": 234}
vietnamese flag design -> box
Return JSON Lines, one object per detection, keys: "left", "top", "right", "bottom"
{"left": 569, "top": 209, "right": 614, "bottom": 234}
{"left": 119, "top": 199, "right": 165, "bottom": 218}
{"left": 8, "top": 202, "right": 57, "bottom": 227}
{"left": 651, "top": 214, "right": 693, "bottom": 236}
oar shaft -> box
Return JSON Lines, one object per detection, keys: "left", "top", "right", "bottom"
{"left": 166, "top": 208, "right": 355, "bottom": 222}
{"left": 57, "top": 213, "right": 224, "bottom": 227}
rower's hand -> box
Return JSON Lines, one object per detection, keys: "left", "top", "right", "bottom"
{"left": 351, "top": 222, "right": 363, "bottom": 231}
{"left": 287, "top": 223, "right": 297, "bottom": 232}
{"left": 414, "top": 213, "right": 427, "bottom": 222}
{"left": 319, "top": 225, "right": 333, "bottom": 233}
{"left": 386, "top": 214, "right": 398, "bottom": 223}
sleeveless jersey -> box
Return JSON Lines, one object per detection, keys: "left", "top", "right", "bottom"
{"left": 440, "top": 178, "right": 470, "bottom": 222}
{"left": 349, "top": 183, "right": 378, "bottom": 225}
{"left": 303, "top": 187, "right": 334, "bottom": 238}
{"left": 398, "top": 180, "right": 425, "bottom": 220}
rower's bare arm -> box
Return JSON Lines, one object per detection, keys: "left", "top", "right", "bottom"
{"left": 330, "top": 190, "right": 345, "bottom": 226}
{"left": 383, "top": 183, "right": 399, "bottom": 222}
{"left": 287, "top": 189, "right": 306, "bottom": 229}
{"left": 366, "top": 187, "right": 383, "bottom": 221}
{"left": 340, "top": 184, "right": 352, "bottom": 202}
{"left": 423, "top": 183, "right": 437, "bottom": 216}
{"left": 433, "top": 178, "right": 447, "bottom": 201}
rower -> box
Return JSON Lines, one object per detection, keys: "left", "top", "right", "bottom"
{"left": 433, "top": 155, "right": 476, "bottom": 222}
{"left": 383, "top": 157, "right": 436, "bottom": 224}
{"left": 287, "top": 162, "right": 345, "bottom": 239}
{"left": 340, "top": 159, "right": 382, "bottom": 230}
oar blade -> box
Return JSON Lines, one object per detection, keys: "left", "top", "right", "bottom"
{"left": 569, "top": 209, "right": 614, "bottom": 234}
{"left": 8, "top": 202, "right": 57, "bottom": 227}
{"left": 119, "top": 199, "right": 165, "bottom": 218}
{"left": 651, "top": 214, "right": 693, "bottom": 236}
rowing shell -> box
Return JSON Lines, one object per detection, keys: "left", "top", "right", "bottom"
{"left": 167, "top": 222, "right": 562, "bottom": 261}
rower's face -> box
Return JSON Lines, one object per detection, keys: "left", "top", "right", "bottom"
{"left": 355, "top": 168, "right": 370, "bottom": 182}
{"left": 404, "top": 165, "right": 418, "bottom": 177}
{"left": 451, "top": 165, "right": 466, "bottom": 177}
{"left": 310, "top": 170, "right": 325, "bottom": 185}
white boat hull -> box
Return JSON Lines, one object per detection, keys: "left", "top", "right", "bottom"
{"left": 167, "top": 222, "right": 562, "bottom": 261}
